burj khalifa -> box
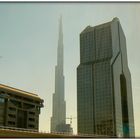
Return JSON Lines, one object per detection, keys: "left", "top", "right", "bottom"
{"left": 51, "top": 16, "right": 66, "bottom": 133}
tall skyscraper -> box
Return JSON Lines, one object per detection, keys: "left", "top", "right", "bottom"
{"left": 51, "top": 16, "right": 66, "bottom": 132}
{"left": 77, "top": 18, "right": 135, "bottom": 137}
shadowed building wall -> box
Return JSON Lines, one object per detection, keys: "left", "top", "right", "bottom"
{"left": 0, "top": 84, "right": 43, "bottom": 130}
{"left": 77, "top": 18, "right": 135, "bottom": 137}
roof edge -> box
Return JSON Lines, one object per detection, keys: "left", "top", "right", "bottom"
{"left": 0, "top": 84, "right": 42, "bottom": 101}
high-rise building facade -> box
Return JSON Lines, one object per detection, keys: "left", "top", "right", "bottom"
{"left": 0, "top": 84, "right": 43, "bottom": 130}
{"left": 51, "top": 16, "right": 66, "bottom": 133}
{"left": 77, "top": 18, "right": 135, "bottom": 137}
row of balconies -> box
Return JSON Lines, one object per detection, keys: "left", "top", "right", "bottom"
{"left": 6, "top": 105, "right": 38, "bottom": 129}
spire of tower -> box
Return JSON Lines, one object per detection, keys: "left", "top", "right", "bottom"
{"left": 58, "top": 15, "right": 63, "bottom": 47}
{"left": 57, "top": 15, "right": 63, "bottom": 73}
{"left": 59, "top": 15, "right": 62, "bottom": 31}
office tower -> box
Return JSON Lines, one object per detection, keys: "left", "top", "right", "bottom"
{"left": 51, "top": 16, "right": 66, "bottom": 133}
{"left": 0, "top": 84, "right": 43, "bottom": 130}
{"left": 77, "top": 18, "right": 135, "bottom": 137}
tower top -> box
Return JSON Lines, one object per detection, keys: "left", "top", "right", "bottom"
{"left": 59, "top": 15, "right": 62, "bottom": 31}
{"left": 112, "top": 17, "right": 119, "bottom": 22}
{"left": 81, "top": 17, "right": 120, "bottom": 34}
{"left": 59, "top": 14, "right": 62, "bottom": 22}
{"left": 58, "top": 15, "right": 63, "bottom": 44}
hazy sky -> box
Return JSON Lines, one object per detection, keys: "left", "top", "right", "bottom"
{"left": 0, "top": 2, "right": 140, "bottom": 136}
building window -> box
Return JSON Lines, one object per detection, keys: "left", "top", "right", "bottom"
{"left": 29, "top": 112, "right": 35, "bottom": 115}
{"left": 8, "top": 121, "right": 15, "bottom": 125}
{"left": 28, "top": 124, "right": 35, "bottom": 128}
{"left": 23, "top": 103, "right": 35, "bottom": 109}
{"left": 29, "top": 118, "right": 35, "bottom": 122}
{"left": 0, "top": 97, "right": 4, "bottom": 103}
{"left": 8, "top": 114, "right": 16, "bottom": 118}
{"left": 9, "top": 107, "right": 16, "bottom": 111}
{"left": 10, "top": 99, "right": 21, "bottom": 108}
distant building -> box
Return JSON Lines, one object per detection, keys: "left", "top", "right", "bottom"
{"left": 0, "top": 84, "right": 43, "bottom": 130}
{"left": 77, "top": 18, "right": 135, "bottom": 137}
{"left": 51, "top": 16, "right": 72, "bottom": 134}
{"left": 55, "top": 124, "right": 73, "bottom": 134}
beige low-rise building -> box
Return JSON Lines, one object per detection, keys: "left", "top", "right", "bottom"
{"left": 0, "top": 84, "right": 43, "bottom": 131}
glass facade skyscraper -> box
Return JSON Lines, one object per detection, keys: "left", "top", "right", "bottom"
{"left": 77, "top": 18, "right": 135, "bottom": 137}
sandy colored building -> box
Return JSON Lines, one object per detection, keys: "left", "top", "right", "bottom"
{"left": 0, "top": 84, "right": 43, "bottom": 130}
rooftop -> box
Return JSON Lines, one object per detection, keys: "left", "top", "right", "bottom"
{"left": 0, "top": 84, "right": 43, "bottom": 101}
{"left": 81, "top": 17, "right": 119, "bottom": 34}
